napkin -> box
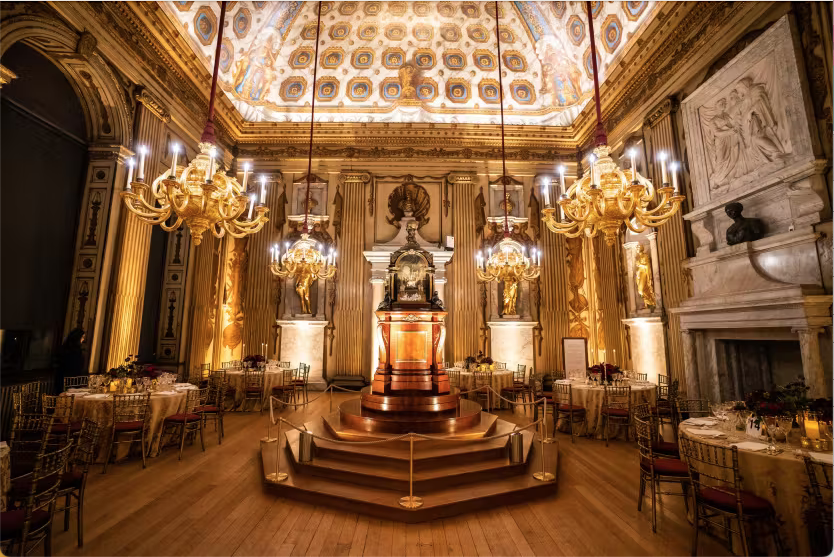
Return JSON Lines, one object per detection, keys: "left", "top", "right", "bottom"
{"left": 66, "top": 388, "right": 89, "bottom": 394}
{"left": 686, "top": 428, "right": 726, "bottom": 438}
{"left": 174, "top": 383, "right": 192, "bottom": 387}
{"left": 809, "top": 451, "right": 834, "bottom": 464}
{"left": 155, "top": 391, "right": 177, "bottom": 395}
{"left": 85, "top": 393, "right": 111, "bottom": 399}
{"left": 685, "top": 418, "right": 718, "bottom": 426}
{"left": 730, "top": 441, "right": 769, "bottom": 452}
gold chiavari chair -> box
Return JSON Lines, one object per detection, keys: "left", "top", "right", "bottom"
{"left": 493, "top": 362, "right": 507, "bottom": 371}
{"left": 501, "top": 366, "right": 528, "bottom": 408}
{"left": 62, "top": 376, "right": 89, "bottom": 391}
{"left": 633, "top": 403, "right": 678, "bottom": 458}
{"left": 675, "top": 398, "right": 711, "bottom": 422}
{"left": 473, "top": 370, "right": 492, "bottom": 411}
{"left": 56, "top": 418, "right": 100, "bottom": 547}
{"left": 655, "top": 379, "right": 679, "bottom": 434}
{"left": 634, "top": 372, "right": 648, "bottom": 382}
{"left": 9, "top": 415, "right": 54, "bottom": 482}
{"left": 635, "top": 415, "right": 690, "bottom": 533}
{"left": 803, "top": 456, "right": 833, "bottom": 555}
{"left": 41, "top": 394, "right": 80, "bottom": 443}
{"left": 601, "top": 385, "right": 632, "bottom": 446}
{"left": 221, "top": 361, "right": 232, "bottom": 369}
{"left": 272, "top": 368, "right": 296, "bottom": 407}
{"left": 681, "top": 437, "right": 784, "bottom": 556}
{"left": 243, "top": 368, "right": 265, "bottom": 413}
{"left": 0, "top": 439, "right": 75, "bottom": 556}
{"left": 103, "top": 393, "right": 151, "bottom": 473}
{"left": 658, "top": 373, "right": 668, "bottom": 386}
{"left": 447, "top": 368, "right": 460, "bottom": 390}
{"left": 198, "top": 377, "right": 228, "bottom": 444}
{"left": 552, "top": 382, "right": 586, "bottom": 443}
{"left": 291, "top": 363, "right": 310, "bottom": 404}
{"left": 162, "top": 388, "right": 206, "bottom": 460}
{"left": 210, "top": 369, "right": 236, "bottom": 408}
{"left": 278, "top": 361, "right": 290, "bottom": 369}
{"left": 12, "top": 383, "right": 42, "bottom": 417}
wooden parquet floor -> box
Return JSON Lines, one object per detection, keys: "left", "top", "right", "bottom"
{"left": 53, "top": 393, "right": 729, "bottom": 557}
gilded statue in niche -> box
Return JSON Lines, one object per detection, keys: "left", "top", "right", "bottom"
{"left": 295, "top": 264, "right": 315, "bottom": 314}
{"left": 634, "top": 244, "right": 656, "bottom": 309}
{"left": 386, "top": 177, "right": 430, "bottom": 229}
{"left": 222, "top": 239, "right": 247, "bottom": 349}
{"left": 500, "top": 267, "right": 520, "bottom": 316}
{"left": 701, "top": 65, "right": 789, "bottom": 193}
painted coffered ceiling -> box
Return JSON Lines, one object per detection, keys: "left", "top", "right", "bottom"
{"left": 161, "top": 1, "right": 656, "bottom": 125}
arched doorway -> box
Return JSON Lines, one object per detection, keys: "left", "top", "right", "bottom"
{"left": 1, "top": 41, "right": 88, "bottom": 372}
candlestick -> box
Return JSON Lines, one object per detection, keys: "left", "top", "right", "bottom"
{"left": 138, "top": 145, "right": 147, "bottom": 181}
{"left": 208, "top": 147, "right": 216, "bottom": 182}
{"left": 242, "top": 162, "right": 250, "bottom": 191}
{"left": 126, "top": 158, "right": 135, "bottom": 190}
{"left": 589, "top": 154, "right": 597, "bottom": 186}
{"left": 658, "top": 151, "right": 668, "bottom": 184}
{"left": 629, "top": 149, "right": 636, "bottom": 181}
{"left": 260, "top": 176, "right": 267, "bottom": 204}
{"left": 670, "top": 162, "right": 679, "bottom": 192}
{"left": 170, "top": 143, "right": 179, "bottom": 178}
{"left": 558, "top": 165, "right": 566, "bottom": 191}
{"left": 542, "top": 179, "right": 551, "bottom": 206}
{"left": 247, "top": 194, "right": 256, "bottom": 220}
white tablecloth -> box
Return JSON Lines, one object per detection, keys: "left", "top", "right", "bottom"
{"left": 456, "top": 370, "right": 515, "bottom": 410}
{"left": 224, "top": 369, "right": 291, "bottom": 408}
{"left": 553, "top": 381, "right": 657, "bottom": 439}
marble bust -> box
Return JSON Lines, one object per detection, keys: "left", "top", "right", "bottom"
{"left": 724, "top": 202, "right": 764, "bottom": 245}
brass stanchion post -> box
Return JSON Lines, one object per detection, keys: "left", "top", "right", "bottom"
{"left": 329, "top": 386, "right": 333, "bottom": 413}
{"left": 398, "top": 434, "right": 423, "bottom": 508}
{"left": 533, "top": 421, "right": 555, "bottom": 482}
{"left": 262, "top": 396, "right": 277, "bottom": 442}
{"left": 542, "top": 397, "right": 555, "bottom": 443}
{"left": 266, "top": 419, "right": 288, "bottom": 483}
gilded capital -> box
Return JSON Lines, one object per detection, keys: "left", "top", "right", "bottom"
{"left": 447, "top": 171, "right": 475, "bottom": 185}
{"left": 643, "top": 97, "right": 679, "bottom": 129}
{"left": 338, "top": 172, "right": 371, "bottom": 186}
{"left": 135, "top": 87, "right": 172, "bottom": 123}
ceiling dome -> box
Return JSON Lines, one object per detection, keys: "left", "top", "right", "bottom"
{"left": 163, "top": 1, "right": 654, "bottom": 125}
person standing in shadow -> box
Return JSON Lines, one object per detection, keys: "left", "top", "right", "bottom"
{"left": 55, "top": 328, "right": 85, "bottom": 394}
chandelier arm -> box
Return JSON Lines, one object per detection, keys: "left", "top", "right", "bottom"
{"left": 639, "top": 191, "right": 674, "bottom": 217}
{"left": 625, "top": 217, "right": 647, "bottom": 234}
{"left": 159, "top": 215, "right": 184, "bottom": 232}
{"left": 591, "top": 195, "right": 606, "bottom": 220}
{"left": 122, "top": 194, "right": 170, "bottom": 221}
{"left": 211, "top": 222, "right": 226, "bottom": 239}
{"left": 169, "top": 187, "right": 191, "bottom": 216}
{"left": 616, "top": 192, "right": 637, "bottom": 216}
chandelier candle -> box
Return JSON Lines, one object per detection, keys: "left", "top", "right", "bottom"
{"left": 126, "top": 158, "right": 134, "bottom": 190}
{"left": 208, "top": 147, "right": 216, "bottom": 182}
{"left": 138, "top": 145, "right": 147, "bottom": 182}
{"left": 629, "top": 149, "right": 636, "bottom": 180}
{"left": 260, "top": 176, "right": 267, "bottom": 205}
{"left": 242, "top": 163, "right": 250, "bottom": 191}
{"left": 170, "top": 144, "right": 179, "bottom": 178}
{"left": 542, "top": 179, "right": 551, "bottom": 206}
{"left": 659, "top": 151, "right": 668, "bottom": 183}
{"left": 670, "top": 162, "right": 679, "bottom": 192}
{"left": 248, "top": 194, "right": 256, "bottom": 220}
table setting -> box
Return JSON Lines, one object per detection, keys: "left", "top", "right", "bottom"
{"left": 224, "top": 365, "right": 294, "bottom": 408}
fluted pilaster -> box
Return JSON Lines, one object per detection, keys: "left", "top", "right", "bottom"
{"left": 104, "top": 103, "right": 164, "bottom": 369}
{"left": 187, "top": 236, "right": 220, "bottom": 375}
{"left": 538, "top": 229, "right": 570, "bottom": 372}
{"left": 331, "top": 172, "right": 371, "bottom": 375}
{"left": 447, "top": 172, "right": 479, "bottom": 362}
{"left": 644, "top": 98, "right": 690, "bottom": 391}
{"left": 242, "top": 174, "right": 284, "bottom": 357}
{"left": 594, "top": 237, "right": 627, "bottom": 366}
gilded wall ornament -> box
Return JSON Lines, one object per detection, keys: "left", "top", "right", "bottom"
{"left": 386, "top": 177, "right": 430, "bottom": 229}
{"left": 634, "top": 244, "right": 656, "bottom": 309}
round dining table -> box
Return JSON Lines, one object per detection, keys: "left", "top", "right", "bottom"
{"left": 678, "top": 418, "right": 832, "bottom": 556}
{"left": 67, "top": 388, "right": 188, "bottom": 461}
{"left": 224, "top": 368, "right": 291, "bottom": 409}
{"left": 455, "top": 369, "right": 515, "bottom": 410}
{"left": 552, "top": 380, "right": 657, "bottom": 440}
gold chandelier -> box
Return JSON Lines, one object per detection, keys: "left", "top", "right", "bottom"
{"left": 476, "top": 1, "right": 540, "bottom": 295}
{"left": 541, "top": 1, "right": 684, "bottom": 246}
{"left": 269, "top": 1, "right": 337, "bottom": 296}
{"left": 121, "top": 1, "right": 268, "bottom": 245}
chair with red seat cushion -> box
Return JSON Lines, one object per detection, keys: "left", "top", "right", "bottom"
{"left": 634, "top": 403, "right": 679, "bottom": 458}
{"left": 550, "top": 382, "right": 586, "bottom": 443}
{"left": 1, "top": 439, "right": 74, "bottom": 556}
{"left": 55, "top": 418, "right": 100, "bottom": 547}
{"left": 500, "top": 366, "right": 529, "bottom": 409}
{"left": 103, "top": 393, "right": 151, "bottom": 474}
{"left": 680, "top": 436, "right": 785, "bottom": 556}
{"left": 41, "top": 394, "right": 78, "bottom": 445}
{"left": 243, "top": 368, "right": 266, "bottom": 414}
{"left": 271, "top": 368, "right": 296, "bottom": 409}
{"left": 199, "top": 377, "right": 228, "bottom": 445}
{"left": 635, "top": 415, "right": 690, "bottom": 533}
{"left": 601, "top": 385, "right": 632, "bottom": 446}
{"left": 161, "top": 388, "right": 206, "bottom": 460}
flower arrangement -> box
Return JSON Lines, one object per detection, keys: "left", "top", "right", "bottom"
{"left": 464, "top": 351, "right": 493, "bottom": 368}
{"left": 108, "top": 355, "right": 160, "bottom": 379}
{"left": 243, "top": 354, "right": 265, "bottom": 368}
{"left": 588, "top": 363, "right": 620, "bottom": 381}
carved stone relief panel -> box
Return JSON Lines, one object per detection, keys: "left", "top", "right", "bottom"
{"left": 156, "top": 225, "right": 191, "bottom": 366}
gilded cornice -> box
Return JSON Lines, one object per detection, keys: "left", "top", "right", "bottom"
{"left": 338, "top": 172, "right": 372, "bottom": 185}
{"left": 135, "top": 87, "right": 171, "bottom": 123}
{"left": 238, "top": 144, "right": 572, "bottom": 164}
{"left": 643, "top": 98, "right": 680, "bottom": 129}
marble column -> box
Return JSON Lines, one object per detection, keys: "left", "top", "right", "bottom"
{"left": 242, "top": 173, "right": 283, "bottom": 358}
{"left": 446, "top": 172, "right": 480, "bottom": 362}
{"left": 104, "top": 102, "right": 166, "bottom": 369}
{"left": 794, "top": 327, "right": 828, "bottom": 397}
{"left": 331, "top": 172, "right": 371, "bottom": 376}
{"left": 680, "top": 329, "right": 700, "bottom": 398}
{"left": 643, "top": 97, "right": 689, "bottom": 390}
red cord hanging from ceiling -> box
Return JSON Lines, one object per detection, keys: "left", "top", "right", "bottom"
{"left": 585, "top": 1, "right": 608, "bottom": 147}
{"left": 494, "top": 0, "right": 510, "bottom": 239}
{"left": 200, "top": 1, "right": 227, "bottom": 145}
{"left": 302, "top": 2, "right": 324, "bottom": 234}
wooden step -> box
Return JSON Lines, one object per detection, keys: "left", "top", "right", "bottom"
{"left": 260, "top": 433, "right": 558, "bottom": 523}
{"left": 284, "top": 428, "right": 534, "bottom": 492}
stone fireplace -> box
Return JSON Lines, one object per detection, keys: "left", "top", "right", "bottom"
{"left": 674, "top": 15, "right": 832, "bottom": 400}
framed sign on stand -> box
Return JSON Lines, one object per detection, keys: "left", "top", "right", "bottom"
{"left": 562, "top": 337, "right": 588, "bottom": 378}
